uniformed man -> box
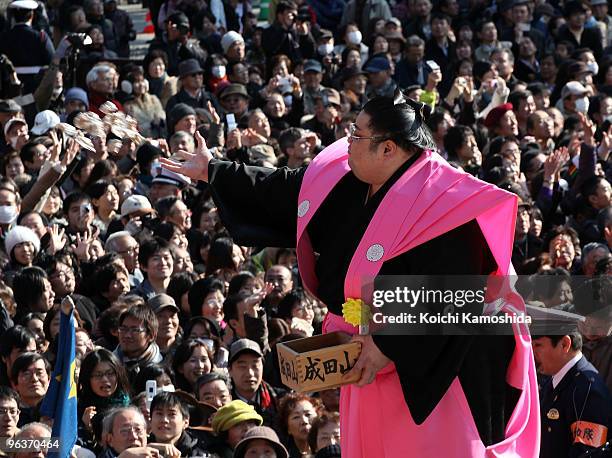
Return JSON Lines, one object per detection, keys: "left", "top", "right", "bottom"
{"left": 532, "top": 311, "right": 612, "bottom": 458}
{"left": 0, "top": 0, "right": 54, "bottom": 96}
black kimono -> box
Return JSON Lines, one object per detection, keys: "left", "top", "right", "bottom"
{"left": 207, "top": 154, "right": 520, "bottom": 446}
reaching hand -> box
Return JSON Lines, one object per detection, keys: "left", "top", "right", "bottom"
{"left": 543, "top": 146, "right": 569, "bottom": 181}
{"left": 207, "top": 100, "right": 221, "bottom": 125}
{"left": 61, "top": 138, "right": 80, "bottom": 168}
{"left": 598, "top": 128, "right": 611, "bottom": 161}
{"left": 160, "top": 131, "right": 213, "bottom": 183}
{"left": 72, "top": 227, "right": 99, "bottom": 262}
{"left": 577, "top": 112, "right": 595, "bottom": 146}
{"left": 47, "top": 224, "right": 66, "bottom": 254}
{"left": 48, "top": 130, "right": 61, "bottom": 162}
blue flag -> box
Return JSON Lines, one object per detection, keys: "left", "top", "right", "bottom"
{"left": 40, "top": 307, "right": 77, "bottom": 458}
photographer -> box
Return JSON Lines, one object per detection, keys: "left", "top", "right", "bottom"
{"left": 261, "top": 1, "right": 315, "bottom": 66}
{"left": 148, "top": 12, "right": 207, "bottom": 77}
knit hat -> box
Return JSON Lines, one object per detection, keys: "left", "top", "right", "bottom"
{"left": 234, "top": 426, "right": 289, "bottom": 458}
{"left": 168, "top": 103, "right": 197, "bottom": 131}
{"left": 211, "top": 400, "right": 263, "bottom": 433}
{"left": 221, "top": 31, "right": 244, "bottom": 54}
{"left": 5, "top": 225, "right": 40, "bottom": 257}
{"left": 64, "top": 87, "right": 89, "bottom": 107}
{"left": 483, "top": 103, "right": 513, "bottom": 128}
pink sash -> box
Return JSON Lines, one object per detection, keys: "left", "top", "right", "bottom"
{"left": 296, "top": 139, "right": 540, "bottom": 457}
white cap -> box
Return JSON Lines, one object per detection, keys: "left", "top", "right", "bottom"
{"left": 5, "top": 226, "right": 40, "bottom": 256}
{"left": 561, "top": 81, "right": 588, "bottom": 99}
{"left": 4, "top": 117, "right": 27, "bottom": 137}
{"left": 120, "top": 195, "right": 154, "bottom": 217}
{"left": 8, "top": 0, "right": 38, "bottom": 9}
{"left": 151, "top": 167, "right": 191, "bottom": 188}
{"left": 31, "top": 110, "right": 60, "bottom": 135}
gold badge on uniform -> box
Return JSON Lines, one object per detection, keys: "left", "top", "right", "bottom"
{"left": 547, "top": 408, "right": 560, "bottom": 420}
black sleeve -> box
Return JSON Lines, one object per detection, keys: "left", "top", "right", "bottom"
{"left": 298, "top": 32, "right": 316, "bottom": 60}
{"left": 244, "top": 310, "right": 270, "bottom": 355}
{"left": 207, "top": 159, "right": 306, "bottom": 247}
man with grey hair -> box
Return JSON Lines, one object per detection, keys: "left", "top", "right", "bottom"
{"left": 12, "top": 422, "right": 51, "bottom": 457}
{"left": 105, "top": 231, "right": 143, "bottom": 288}
{"left": 395, "top": 35, "right": 429, "bottom": 88}
{"left": 86, "top": 64, "right": 123, "bottom": 116}
{"left": 100, "top": 407, "right": 178, "bottom": 458}
{"left": 581, "top": 242, "right": 610, "bottom": 277}
{"left": 168, "top": 131, "right": 195, "bottom": 157}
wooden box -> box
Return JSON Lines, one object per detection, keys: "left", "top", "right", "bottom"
{"left": 277, "top": 332, "right": 362, "bottom": 392}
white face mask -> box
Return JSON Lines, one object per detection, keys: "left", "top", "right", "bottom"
{"left": 211, "top": 65, "right": 226, "bottom": 79}
{"left": 0, "top": 205, "right": 18, "bottom": 225}
{"left": 158, "top": 384, "right": 175, "bottom": 393}
{"left": 347, "top": 30, "right": 362, "bottom": 45}
{"left": 587, "top": 61, "right": 599, "bottom": 75}
{"left": 575, "top": 96, "right": 589, "bottom": 114}
{"left": 52, "top": 87, "right": 63, "bottom": 98}
{"left": 318, "top": 43, "right": 334, "bottom": 55}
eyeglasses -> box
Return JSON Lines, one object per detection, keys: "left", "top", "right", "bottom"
{"left": 118, "top": 326, "right": 146, "bottom": 335}
{"left": 348, "top": 123, "right": 386, "bottom": 142}
{"left": 92, "top": 370, "right": 117, "bottom": 380}
{"left": 117, "top": 246, "right": 138, "bottom": 255}
{"left": 19, "top": 369, "right": 47, "bottom": 381}
{"left": 118, "top": 424, "right": 145, "bottom": 436}
{"left": 0, "top": 407, "right": 19, "bottom": 417}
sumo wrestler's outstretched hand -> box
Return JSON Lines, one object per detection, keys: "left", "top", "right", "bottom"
{"left": 160, "top": 131, "right": 213, "bottom": 183}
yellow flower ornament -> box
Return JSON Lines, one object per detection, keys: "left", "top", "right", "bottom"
{"left": 342, "top": 298, "right": 372, "bottom": 330}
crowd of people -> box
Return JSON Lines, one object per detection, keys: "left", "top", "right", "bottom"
{"left": 0, "top": 0, "right": 609, "bottom": 455}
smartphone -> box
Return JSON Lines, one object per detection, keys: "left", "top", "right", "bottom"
{"left": 145, "top": 380, "right": 157, "bottom": 411}
{"left": 519, "top": 23, "right": 531, "bottom": 32}
{"left": 278, "top": 76, "right": 291, "bottom": 87}
{"left": 226, "top": 113, "right": 237, "bottom": 132}
{"left": 426, "top": 60, "right": 440, "bottom": 72}
{"left": 80, "top": 203, "right": 92, "bottom": 218}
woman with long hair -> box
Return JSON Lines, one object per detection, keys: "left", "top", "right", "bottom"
{"left": 171, "top": 339, "right": 215, "bottom": 392}
{"left": 77, "top": 348, "right": 131, "bottom": 451}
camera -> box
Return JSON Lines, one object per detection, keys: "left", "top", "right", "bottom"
{"left": 66, "top": 33, "right": 93, "bottom": 50}
{"left": 80, "top": 203, "right": 92, "bottom": 218}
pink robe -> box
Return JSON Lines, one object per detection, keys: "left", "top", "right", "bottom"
{"left": 295, "top": 139, "right": 540, "bottom": 457}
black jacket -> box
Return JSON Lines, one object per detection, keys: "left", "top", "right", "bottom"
{"left": 231, "top": 381, "right": 284, "bottom": 427}
{"left": 261, "top": 23, "right": 315, "bottom": 64}
{"left": 555, "top": 25, "right": 604, "bottom": 60}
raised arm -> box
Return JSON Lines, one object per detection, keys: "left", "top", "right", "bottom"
{"left": 161, "top": 132, "right": 305, "bottom": 247}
